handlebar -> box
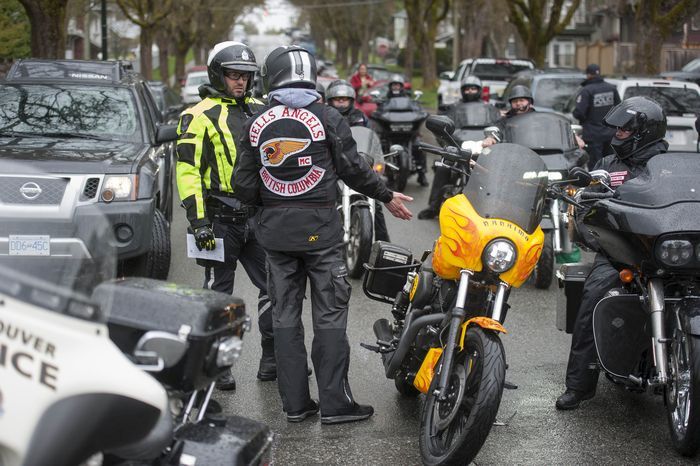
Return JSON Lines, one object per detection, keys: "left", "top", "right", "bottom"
{"left": 580, "top": 191, "right": 615, "bottom": 200}
{"left": 415, "top": 142, "right": 471, "bottom": 165}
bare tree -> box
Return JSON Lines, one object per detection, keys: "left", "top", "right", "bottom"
{"left": 404, "top": 0, "right": 449, "bottom": 87}
{"left": 627, "top": 0, "right": 699, "bottom": 74}
{"left": 17, "top": 0, "right": 69, "bottom": 58}
{"left": 506, "top": 0, "right": 581, "bottom": 67}
{"left": 116, "top": 0, "right": 172, "bottom": 79}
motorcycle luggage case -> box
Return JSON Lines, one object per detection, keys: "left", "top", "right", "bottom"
{"left": 173, "top": 414, "right": 272, "bottom": 465}
{"left": 363, "top": 241, "right": 415, "bottom": 302}
{"left": 93, "top": 278, "right": 247, "bottom": 391}
{"left": 556, "top": 263, "right": 592, "bottom": 333}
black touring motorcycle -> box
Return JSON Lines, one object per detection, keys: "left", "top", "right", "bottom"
{"left": 560, "top": 153, "right": 700, "bottom": 456}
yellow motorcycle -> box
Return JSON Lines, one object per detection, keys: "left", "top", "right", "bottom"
{"left": 362, "top": 115, "right": 549, "bottom": 465}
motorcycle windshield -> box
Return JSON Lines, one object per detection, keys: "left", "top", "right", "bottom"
{"left": 380, "top": 96, "right": 421, "bottom": 112}
{"left": 447, "top": 103, "right": 501, "bottom": 128}
{"left": 351, "top": 126, "right": 382, "bottom": 164}
{"left": 503, "top": 112, "right": 576, "bottom": 152}
{"left": 614, "top": 152, "right": 700, "bottom": 206}
{"left": 0, "top": 161, "right": 116, "bottom": 322}
{"left": 464, "top": 143, "right": 548, "bottom": 234}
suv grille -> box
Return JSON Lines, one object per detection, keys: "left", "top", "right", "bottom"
{"left": 82, "top": 177, "right": 100, "bottom": 200}
{"left": 0, "top": 176, "right": 68, "bottom": 205}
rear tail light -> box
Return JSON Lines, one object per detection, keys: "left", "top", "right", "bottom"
{"left": 482, "top": 86, "right": 490, "bottom": 102}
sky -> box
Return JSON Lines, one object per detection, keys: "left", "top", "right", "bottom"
{"left": 241, "top": 0, "right": 297, "bottom": 34}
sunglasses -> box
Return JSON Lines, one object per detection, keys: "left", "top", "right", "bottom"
{"left": 223, "top": 70, "right": 249, "bottom": 81}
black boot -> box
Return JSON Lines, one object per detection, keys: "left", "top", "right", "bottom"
{"left": 216, "top": 371, "right": 237, "bottom": 391}
{"left": 555, "top": 388, "right": 595, "bottom": 410}
{"left": 321, "top": 402, "right": 374, "bottom": 425}
{"left": 257, "top": 353, "right": 277, "bottom": 381}
{"left": 417, "top": 170, "right": 429, "bottom": 187}
{"left": 417, "top": 207, "right": 438, "bottom": 219}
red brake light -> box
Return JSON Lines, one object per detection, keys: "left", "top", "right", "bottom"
{"left": 482, "top": 85, "right": 490, "bottom": 102}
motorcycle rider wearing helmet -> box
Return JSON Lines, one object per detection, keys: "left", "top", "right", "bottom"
{"left": 326, "top": 79, "right": 369, "bottom": 127}
{"left": 234, "top": 46, "right": 413, "bottom": 424}
{"left": 326, "top": 79, "right": 391, "bottom": 241}
{"left": 482, "top": 84, "right": 534, "bottom": 147}
{"left": 556, "top": 96, "right": 669, "bottom": 410}
{"left": 419, "top": 76, "right": 500, "bottom": 219}
{"left": 176, "top": 41, "right": 275, "bottom": 391}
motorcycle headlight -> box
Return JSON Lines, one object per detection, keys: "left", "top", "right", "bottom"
{"left": 216, "top": 336, "right": 243, "bottom": 367}
{"left": 101, "top": 175, "right": 137, "bottom": 202}
{"left": 656, "top": 239, "right": 694, "bottom": 267}
{"left": 483, "top": 239, "right": 517, "bottom": 273}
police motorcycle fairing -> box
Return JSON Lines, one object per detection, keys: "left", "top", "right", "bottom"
{"left": 339, "top": 126, "right": 386, "bottom": 278}
{"left": 494, "top": 111, "right": 588, "bottom": 289}
{"left": 0, "top": 162, "right": 272, "bottom": 466}
{"left": 561, "top": 154, "right": 700, "bottom": 457}
{"left": 361, "top": 115, "right": 565, "bottom": 465}
{"left": 370, "top": 94, "right": 429, "bottom": 191}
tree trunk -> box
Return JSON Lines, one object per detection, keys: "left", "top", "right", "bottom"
{"left": 336, "top": 46, "right": 348, "bottom": 71}
{"left": 140, "top": 27, "right": 153, "bottom": 80}
{"left": 350, "top": 45, "right": 360, "bottom": 68}
{"left": 157, "top": 33, "right": 170, "bottom": 84}
{"left": 19, "top": 0, "right": 68, "bottom": 58}
{"left": 405, "top": 22, "right": 415, "bottom": 85}
{"left": 634, "top": 7, "right": 663, "bottom": 74}
{"left": 421, "top": 38, "right": 437, "bottom": 88}
{"left": 527, "top": 36, "right": 546, "bottom": 68}
{"left": 174, "top": 43, "right": 190, "bottom": 89}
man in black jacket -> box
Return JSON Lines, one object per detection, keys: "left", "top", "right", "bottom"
{"left": 482, "top": 84, "right": 535, "bottom": 147}
{"left": 556, "top": 96, "right": 668, "bottom": 410}
{"left": 234, "top": 46, "right": 412, "bottom": 424}
{"left": 573, "top": 64, "right": 621, "bottom": 168}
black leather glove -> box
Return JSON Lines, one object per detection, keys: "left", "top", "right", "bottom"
{"left": 194, "top": 225, "right": 216, "bottom": 251}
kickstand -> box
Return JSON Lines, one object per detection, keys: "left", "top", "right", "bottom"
{"left": 493, "top": 410, "right": 517, "bottom": 427}
{"left": 504, "top": 380, "right": 518, "bottom": 390}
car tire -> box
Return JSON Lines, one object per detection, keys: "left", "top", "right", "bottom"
{"left": 122, "top": 209, "right": 171, "bottom": 280}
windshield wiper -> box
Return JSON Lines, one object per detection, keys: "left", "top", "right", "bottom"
{"left": 35, "top": 132, "right": 112, "bottom": 141}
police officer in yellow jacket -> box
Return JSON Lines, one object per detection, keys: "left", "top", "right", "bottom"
{"left": 235, "top": 46, "right": 413, "bottom": 424}
{"left": 176, "top": 41, "right": 274, "bottom": 390}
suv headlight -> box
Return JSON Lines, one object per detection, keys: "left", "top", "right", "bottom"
{"left": 101, "top": 175, "right": 137, "bottom": 202}
{"left": 483, "top": 239, "right": 517, "bottom": 273}
{"left": 216, "top": 336, "right": 243, "bottom": 367}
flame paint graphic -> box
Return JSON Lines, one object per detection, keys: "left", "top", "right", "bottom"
{"left": 261, "top": 138, "right": 310, "bottom": 166}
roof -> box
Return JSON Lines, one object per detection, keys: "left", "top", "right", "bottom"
{"left": 5, "top": 59, "right": 136, "bottom": 83}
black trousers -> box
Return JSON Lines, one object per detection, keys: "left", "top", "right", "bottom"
{"left": 426, "top": 164, "right": 453, "bottom": 211}
{"left": 374, "top": 203, "right": 390, "bottom": 242}
{"left": 565, "top": 254, "right": 621, "bottom": 392}
{"left": 202, "top": 218, "right": 274, "bottom": 355}
{"left": 266, "top": 245, "right": 356, "bottom": 415}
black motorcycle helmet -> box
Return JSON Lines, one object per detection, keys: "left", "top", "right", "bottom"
{"left": 326, "top": 79, "right": 356, "bottom": 114}
{"left": 316, "top": 82, "right": 326, "bottom": 102}
{"left": 603, "top": 96, "right": 667, "bottom": 159}
{"left": 507, "top": 85, "right": 533, "bottom": 104}
{"left": 207, "top": 41, "right": 258, "bottom": 93}
{"left": 460, "top": 75, "right": 482, "bottom": 102}
{"left": 261, "top": 45, "right": 317, "bottom": 93}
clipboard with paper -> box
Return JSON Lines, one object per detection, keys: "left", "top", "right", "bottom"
{"left": 186, "top": 234, "right": 225, "bottom": 262}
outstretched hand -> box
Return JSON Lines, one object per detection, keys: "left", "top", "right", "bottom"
{"left": 385, "top": 192, "right": 413, "bottom": 220}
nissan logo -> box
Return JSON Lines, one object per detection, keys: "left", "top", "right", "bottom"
{"left": 19, "top": 182, "right": 42, "bottom": 200}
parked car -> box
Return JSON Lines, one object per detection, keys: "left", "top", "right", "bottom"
{"left": 147, "top": 81, "right": 185, "bottom": 123}
{"left": 181, "top": 68, "right": 209, "bottom": 104}
{"left": 438, "top": 57, "right": 535, "bottom": 109}
{"left": 0, "top": 58, "right": 177, "bottom": 279}
{"left": 503, "top": 70, "right": 585, "bottom": 112}
{"left": 562, "top": 77, "right": 700, "bottom": 152}
{"left": 660, "top": 57, "right": 700, "bottom": 86}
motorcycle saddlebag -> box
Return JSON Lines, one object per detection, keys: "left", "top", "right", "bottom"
{"left": 363, "top": 241, "right": 416, "bottom": 302}
{"left": 173, "top": 415, "right": 272, "bottom": 466}
{"left": 592, "top": 293, "right": 651, "bottom": 379}
{"left": 93, "top": 278, "right": 247, "bottom": 391}
{"left": 555, "top": 263, "right": 592, "bottom": 333}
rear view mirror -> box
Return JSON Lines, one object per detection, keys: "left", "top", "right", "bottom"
{"left": 413, "top": 90, "right": 424, "bottom": 101}
{"left": 425, "top": 115, "right": 455, "bottom": 138}
{"left": 571, "top": 124, "right": 583, "bottom": 136}
{"left": 156, "top": 124, "right": 178, "bottom": 144}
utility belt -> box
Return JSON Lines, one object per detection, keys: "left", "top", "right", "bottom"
{"left": 206, "top": 195, "right": 256, "bottom": 225}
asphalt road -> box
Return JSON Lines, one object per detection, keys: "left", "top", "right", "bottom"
{"left": 167, "top": 154, "right": 697, "bottom": 465}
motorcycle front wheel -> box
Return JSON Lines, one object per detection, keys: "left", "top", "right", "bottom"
{"left": 419, "top": 326, "right": 505, "bottom": 465}
{"left": 346, "top": 207, "right": 373, "bottom": 278}
{"left": 387, "top": 148, "right": 410, "bottom": 192}
{"left": 666, "top": 323, "right": 700, "bottom": 456}
{"left": 532, "top": 231, "right": 553, "bottom": 289}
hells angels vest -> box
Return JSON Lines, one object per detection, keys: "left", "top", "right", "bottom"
{"left": 248, "top": 102, "right": 337, "bottom": 207}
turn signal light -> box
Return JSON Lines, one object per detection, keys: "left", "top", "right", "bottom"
{"left": 619, "top": 269, "right": 634, "bottom": 283}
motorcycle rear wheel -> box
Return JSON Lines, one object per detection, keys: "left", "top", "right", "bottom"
{"left": 419, "top": 327, "right": 505, "bottom": 465}
{"left": 666, "top": 325, "right": 700, "bottom": 456}
{"left": 346, "top": 207, "right": 373, "bottom": 278}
